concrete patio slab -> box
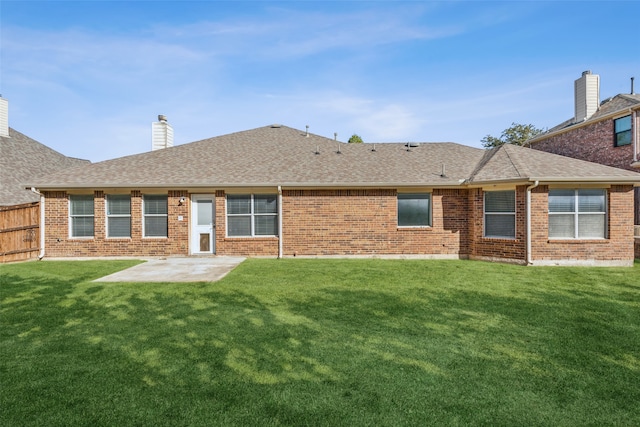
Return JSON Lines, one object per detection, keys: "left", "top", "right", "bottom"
{"left": 92, "top": 256, "right": 246, "bottom": 282}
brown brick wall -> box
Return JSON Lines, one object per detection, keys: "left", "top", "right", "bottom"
{"left": 531, "top": 118, "right": 634, "bottom": 171}
{"left": 44, "top": 190, "right": 189, "bottom": 257}
{"left": 280, "top": 189, "right": 468, "bottom": 257}
{"left": 468, "top": 186, "right": 527, "bottom": 263}
{"left": 42, "top": 186, "right": 635, "bottom": 263}
{"left": 529, "top": 185, "right": 635, "bottom": 262}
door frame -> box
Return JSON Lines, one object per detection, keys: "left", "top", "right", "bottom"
{"left": 190, "top": 194, "right": 216, "bottom": 255}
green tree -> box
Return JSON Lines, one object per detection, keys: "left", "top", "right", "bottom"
{"left": 481, "top": 122, "right": 544, "bottom": 149}
{"left": 348, "top": 134, "right": 363, "bottom": 144}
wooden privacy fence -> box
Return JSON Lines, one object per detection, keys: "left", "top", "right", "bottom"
{"left": 0, "top": 202, "right": 40, "bottom": 263}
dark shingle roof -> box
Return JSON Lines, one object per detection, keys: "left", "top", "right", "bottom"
{"left": 470, "top": 143, "right": 640, "bottom": 184}
{"left": 534, "top": 93, "right": 640, "bottom": 136}
{"left": 27, "top": 125, "right": 640, "bottom": 190}
{"left": 0, "top": 128, "right": 89, "bottom": 205}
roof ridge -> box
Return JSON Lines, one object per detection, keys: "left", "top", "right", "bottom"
{"left": 502, "top": 144, "right": 530, "bottom": 178}
{"left": 467, "top": 147, "right": 499, "bottom": 182}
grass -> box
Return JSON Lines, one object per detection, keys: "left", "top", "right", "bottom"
{"left": 1, "top": 258, "right": 639, "bottom": 426}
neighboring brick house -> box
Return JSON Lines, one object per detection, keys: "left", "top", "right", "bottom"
{"left": 0, "top": 97, "right": 89, "bottom": 207}
{"left": 28, "top": 121, "right": 640, "bottom": 266}
{"left": 528, "top": 71, "right": 640, "bottom": 257}
{"left": 0, "top": 97, "right": 89, "bottom": 261}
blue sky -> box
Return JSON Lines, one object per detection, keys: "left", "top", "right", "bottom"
{"left": 1, "top": 1, "right": 639, "bottom": 162}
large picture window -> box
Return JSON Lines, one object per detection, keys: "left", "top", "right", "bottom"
{"left": 143, "top": 195, "right": 168, "bottom": 237}
{"left": 227, "top": 194, "right": 278, "bottom": 237}
{"left": 107, "top": 195, "right": 131, "bottom": 238}
{"left": 397, "top": 193, "right": 431, "bottom": 227}
{"left": 484, "top": 191, "right": 516, "bottom": 239}
{"left": 614, "top": 115, "right": 631, "bottom": 147}
{"left": 69, "top": 195, "right": 94, "bottom": 238}
{"left": 549, "top": 189, "right": 606, "bottom": 239}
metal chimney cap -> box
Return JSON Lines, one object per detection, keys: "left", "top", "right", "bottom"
{"left": 158, "top": 114, "right": 167, "bottom": 122}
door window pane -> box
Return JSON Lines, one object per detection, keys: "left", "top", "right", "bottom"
{"left": 197, "top": 200, "right": 213, "bottom": 226}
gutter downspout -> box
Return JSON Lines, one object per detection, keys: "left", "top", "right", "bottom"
{"left": 31, "top": 187, "right": 45, "bottom": 260}
{"left": 277, "top": 185, "right": 283, "bottom": 259}
{"left": 526, "top": 181, "right": 540, "bottom": 265}
{"left": 633, "top": 109, "right": 638, "bottom": 163}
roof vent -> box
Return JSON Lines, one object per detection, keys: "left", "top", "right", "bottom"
{"left": 271, "top": 124, "right": 281, "bottom": 128}
{"left": 0, "top": 96, "right": 8, "bottom": 138}
{"left": 152, "top": 114, "right": 174, "bottom": 151}
{"left": 405, "top": 142, "right": 418, "bottom": 151}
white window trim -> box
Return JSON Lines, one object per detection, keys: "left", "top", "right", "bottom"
{"left": 143, "top": 195, "right": 168, "bottom": 238}
{"left": 69, "top": 195, "right": 94, "bottom": 239}
{"left": 226, "top": 194, "right": 278, "bottom": 237}
{"left": 548, "top": 189, "right": 607, "bottom": 240}
{"left": 397, "top": 192, "right": 432, "bottom": 228}
{"left": 106, "top": 194, "right": 132, "bottom": 239}
{"left": 483, "top": 190, "right": 516, "bottom": 239}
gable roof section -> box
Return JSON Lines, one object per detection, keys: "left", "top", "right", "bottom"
{"left": 27, "top": 125, "right": 640, "bottom": 191}
{"left": 530, "top": 93, "right": 640, "bottom": 142}
{"left": 0, "top": 128, "right": 89, "bottom": 205}
{"left": 470, "top": 143, "right": 640, "bottom": 185}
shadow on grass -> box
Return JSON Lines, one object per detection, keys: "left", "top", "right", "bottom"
{"left": 2, "top": 259, "right": 640, "bottom": 426}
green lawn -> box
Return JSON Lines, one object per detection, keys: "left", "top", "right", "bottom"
{"left": 1, "top": 259, "right": 639, "bottom": 426}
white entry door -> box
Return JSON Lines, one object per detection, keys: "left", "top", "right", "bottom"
{"left": 191, "top": 195, "right": 215, "bottom": 254}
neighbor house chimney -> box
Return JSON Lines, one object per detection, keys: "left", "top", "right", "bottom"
{"left": 574, "top": 70, "right": 600, "bottom": 123}
{"left": 152, "top": 114, "right": 173, "bottom": 151}
{"left": 0, "top": 96, "right": 9, "bottom": 138}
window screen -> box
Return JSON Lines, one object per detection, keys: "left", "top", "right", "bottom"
{"left": 549, "top": 189, "right": 606, "bottom": 239}
{"left": 107, "top": 195, "right": 131, "bottom": 238}
{"left": 143, "top": 195, "right": 168, "bottom": 237}
{"left": 397, "top": 193, "right": 431, "bottom": 227}
{"left": 70, "top": 195, "right": 94, "bottom": 238}
{"left": 227, "top": 194, "right": 278, "bottom": 237}
{"left": 484, "top": 191, "right": 516, "bottom": 239}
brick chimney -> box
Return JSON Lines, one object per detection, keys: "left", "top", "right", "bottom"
{"left": 0, "top": 96, "right": 9, "bottom": 138}
{"left": 574, "top": 70, "right": 600, "bottom": 123}
{"left": 152, "top": 114, "right": 173, "bottom": 151}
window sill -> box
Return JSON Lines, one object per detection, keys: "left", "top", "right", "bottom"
{"left": 547, "top": 239, "right": 608, "bottom": 244}
{"left": 397, "top": 226, "right": 432, "bottom": 230}
{"left": 225, "top": 236, "right": 279, "bottom": 239}
{"left": 482, "top": 237, "right": 518, "bottom": 241}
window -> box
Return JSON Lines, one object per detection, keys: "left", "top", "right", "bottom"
{"left": 484, "top": 191, "right": 516, "bottom": 239}
{"left": 397, "top": 193, "right": 431, "bottom": 227}
{"left": 614, "top": 115, "right": 632, "bottom": 147}
{"left": 549, "top": 189, "right": 606, "bottom": 239}
{"left": 107, "top": 195, "right": 131, "bottom": 238}
{"left": 227, "top": 194, "right": 278, "bottom": 237}
{"left": 143, "top": 195, "right": 168, "bottom": 237}
{"left": 69, "top": 195, "right": 94, "bottom": 238}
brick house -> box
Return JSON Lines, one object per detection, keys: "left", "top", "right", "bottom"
{"left": 28, "top": 122, "right": 640, "bottom": 266}
{"left": 528, "top": 71, "right": 640, "bottom": 256}
{"left": 0, "top": 97, "right": 89, "bottom": 207}
{"left": 1, "top": 97, "right": 89, "bottom": 262}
